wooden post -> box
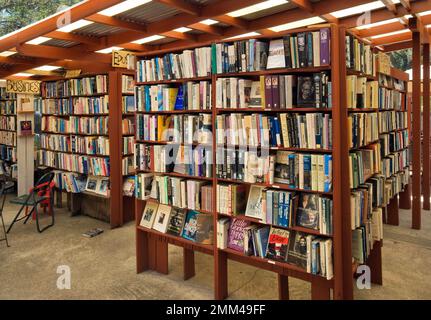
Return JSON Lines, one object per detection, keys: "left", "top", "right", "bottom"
{"left": 411, "top": 30, "right": 422, "bottom": 229}
{"left": 183, "top": 248, "right": 195, "bottom": 280}
{"left": 399, "top": 182, "right": 412, "bottom": 209}
{"left": 277, "top": 274, "right": 289, "bottom": 300}
{"left": 108, "top": 71, "right": 123, "bottom": 228}
{"left": 423, "top": 43, "right": 430, "bottom": 210}
{"left": 386, "top": 196, "right": 399, "bottom": 226}
{"left": 332, "top": 25, "right": 353, "bottom": 300}
{"left": 311, "top": 277, "right": 331, "bottom": 300}
{"left": 367, "top": 241, "right": 383, "bottom": 285}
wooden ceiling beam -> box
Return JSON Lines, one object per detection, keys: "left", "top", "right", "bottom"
{"left": 188, "top": 23, "right": 224, "bottom": 36}
{"left": 356, "top": 21, "right": 406, "bottom": 37}
{"left": 161, "top": 31, "right": 198, "bottom": 41}
{"left": 0, "top": 0, "right": 124, "bottom": 52}
{"left": 290, "top": 0, "right": 314, "bottom": 13}
{"left": 381, "top": 40, "right": 413, "bottom": 51}
{"left": 370, "top": 31, "right": 412, "bottom": 45}
{"left": 400, "top": 0, "right": 412, "bottom": 11}
{"left": 409, "top": 15, "right": 431, "bottom": 44}
{"left": 154, "top": 0, "right": 201, "bottom": 16}
{"left": 16, "top": 44, "right": 111, "bottom": 64}
{"left": 87, "top": 14, "right": 147, "bottom": 33}
{"left": 381, "top": 0, "right": 399, "bottom": 15}
{"left": 45, "top": 31, "right": 103, "bottom": 46}
{"left": 214, "top": 15, "right": 249, "bottom": 29}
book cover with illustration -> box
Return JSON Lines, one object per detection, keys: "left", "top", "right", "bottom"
{"left": 265, "top": 227, "right": 290, "bottom": 262}
{"left": 227, "top": 218, "right": 250, "bottom": 252}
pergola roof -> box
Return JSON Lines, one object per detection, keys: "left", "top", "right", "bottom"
{"left": 0, "top": 0, "right": 430, "bottom": 79}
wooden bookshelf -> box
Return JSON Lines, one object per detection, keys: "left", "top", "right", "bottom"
{"left": 133, "top": 24, "right": 388, "bottom": 301}
{"left": 38, "top": 71, "right": 134, "bottom": 228}
{"left": 0, "top": 89, "right": 17, "bottom": 164}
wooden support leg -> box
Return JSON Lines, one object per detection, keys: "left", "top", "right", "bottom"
{"left": 423, "top": 43, "right": 430, "bottom": 211}
{"left": 399, "top": 183, "right": 411, "bottom": 210}
{"left": 367, "top": 241, "right": 383, "bottom": 286}
{"left": 156, "top": 239, "right": 169, "bottom": 275}
{"left": 136, "top": 230, "right": 149, "bottom": 273}
{"left": 311, "top": 278, "right": 331, "bottom": 300}
{"left": 386, "top": 197, "right": 399, "bottom": 226}
{"left": 183, "top": 247, "right": 195, "bottom": 280}
{"left": 277, "top": 274, "right": 289, "bottom": 300}
{"left": 214, "top": 250, "right": 228, "bottom": 300}
{"left": 67, "top": 192, "right": 71, "bottom": 211}
{"left": 55, "top": 189, "right": 63, "bottom": 208}
{"left": 382, "top": 207, "right": 387, "bottom": 224}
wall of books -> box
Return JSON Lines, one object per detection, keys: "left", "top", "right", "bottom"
{"left": 0, "top": 86, "right": 17, "bottom": 176}
{"left": 133, "top": 25, "right": 378, "bottom": 300}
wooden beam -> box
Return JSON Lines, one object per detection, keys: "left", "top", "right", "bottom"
{"left": 371, "top": 31, "right": 412, "bottom": 45}
{"left": 87, "top": 14, "right": 147, "bottom": 33}
{"left": 154, "top": 0, "right": 201, "bottom": 16}
{"left": 400, "top": 0, "right": 411, "bottom": 11}
{"left": 0, "top": 0, "right": 124, "bottom": 52}
{"left": 356, "top": 21, "right": 406, "bottom": 38}
{"left": 382, "top": 40, "right": 413, "bottom": 51}
{"left": 290, "top": 0, "right": 314, "bottom": 13}
{"left": 214, "top": 15, "right": 249, "bottom": 29}
{"left": 409, "top": 13, "right": 430, "bottom": 44}
{"left": 423, "top": 42, "right": 430, "bottom": 210}
{"left": 161, "top": 31, "right": 198, "bottom": 42}
{"left": 411, "top": 24, "right": 422, "bottom": 229}
{"left": 188, "top": 23, "right": 224, "bottom": 36}
{"left": 45, "top": 31, "right": 103, "bottom": 46}
{"left": 16, "top": 44, "right": 111, "bottom": 64}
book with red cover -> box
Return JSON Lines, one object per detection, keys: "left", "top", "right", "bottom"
{"left": 266, "top": 227, "right": 290, "bottom": 262}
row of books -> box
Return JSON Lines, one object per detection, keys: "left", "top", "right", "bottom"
{"left": 0, "top": 100, "right": 16, "bottom": 114}
{"left": 216, "top": 73, "right": 331, "bottom": 109}
{"left": 122, "top": 156, "right": 134, "bottom": 176}
{"left": 135, "top": 81, "right": 212, "bottom": 112}
{"left": 42, "top": 96, "right": 109, "bottom": 115}
{"left": 351, "top": 175, "right": 386, "bottom": 230}
{"left": 37, "top": 150, "right": 110, "bottom": 176}
{"left": 348, "top": 113, "right": 379, "bottom": 149}
{"left": 215, "top": 112, "right": 332, "bottom": 149}
{"left": 378, "top": 111, "right": 407, "bottom": 133}
{"left": 140, "top": 201, "right": 213, "bottom": 244}
{"left": 122, "top": 75, "right": 134, "bottom": 94}
{"left": 346, "top": 76, "right": 378, "bottom": 109}
{"left": 38, "top": 134, "right": 110, "bottom": 155}
{"left": 43, "top": 75, "right": 108, "bottom": 98}
{"left": 215, "top": 29, "right": 331, "bottom": 74}
{"left": 218, "top": 219, "right": 333, "bottom": 279}
{"left": 352, "top": 210, "right": 383, "bottom": 264}
{"left": 380, "top": 130, "right": 408, "bottom": 156}
{"left": 122, "top": 118, "right": 134, "bottom": 135}
{"left": 216, "top": 149, "right": 332, "bottom": 192}
{"left": 0, "top": 116, "right": 16, "bottom": 131}
{"left": 141, "top": 144, "right": 213, "bottom": 178}
{"left": 123, "top": 96, "right": 135, "bottom": 114}
{"left": 41, "top": 116, "right": 109, "bottom": 135}
{"left": 381, "top": 149, "right": 409, "bottom": 179}
{"left": 379, "top": 73, "right": 406, "bottom": 91}
{"left": 379, "top": 87, "right": 405, "bottom": 111}
{"left": 123, "top": 136, "right": 134, "bottom": 155}
{"left": 136, "top": 47, "right": 212, "bottom": 82}
{"left": 346, "top": 34, "right": 376, "bottom": 76}
{"left": 0, "top": 145, "right": 16, "bottom": 162}
{"left": 136, "top": 114, "right": 212, "bottom": 144}
{"left": 349, "top": 147, "right": 381, "bottom": 189}
{"left": 53, "top": 171, "right": 87, "bottom": 193}
{"left": 0, "top": 131, "right": 16, "bottom": 146}
{"left": 0, "top": 88, "right": 16, "bottom": 100}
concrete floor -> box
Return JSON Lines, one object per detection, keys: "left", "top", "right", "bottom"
{"left": 1, "top": 195, "right": 430, "bottom": 300}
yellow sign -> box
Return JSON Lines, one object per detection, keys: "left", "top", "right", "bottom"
{"left": 378, "top": 52, "right": 391, "bottom": 75}
{"left": 65, "top": 70, "right": 82, "bottom": 78}
{"left": 6, "top": 80, "right": 40, "bottom": 94}
{"left": 112, "top": 50, "right": 135, "bottom": 69}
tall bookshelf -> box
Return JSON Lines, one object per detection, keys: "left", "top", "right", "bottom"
{"left": 0, "top": 87, "right": 17, "bottom": 173}
{"left": 38, "top": 71, "right": 133, "bottom": 227}
{"left": 134, "top": 24, "right": 391, "bottom": 300}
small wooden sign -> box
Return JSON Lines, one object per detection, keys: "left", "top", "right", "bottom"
{"left": 112, "top": 50, "right": 135, "bottom": 69}
{"left": 378, "top": 52, "right": 391, "bottom": 75}
{"left": 65, "top": 69, "right": 82, "bottom": 78}
{"left": 6, "top": 79, "right": 40, "bottom": 94}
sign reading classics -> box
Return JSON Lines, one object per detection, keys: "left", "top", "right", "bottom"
{"left": 6, "top": 79, "right": 40, "bottom": 94}
{"left": 378, "top": 52, "right": 391, "bottom": 75}
{"left": 112, "top": 50, "right": 135, "bottom": 69}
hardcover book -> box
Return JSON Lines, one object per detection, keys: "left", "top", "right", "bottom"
{"left": 140, "top": 201, "right": 159, "bottom": 229}
{"left": 266, "top": 227, "right": 290, "bottom": 262}
{"left": 266, "top": 39, "right": 286, "bottom": 69}
{"left": 227, "top": 218, "right": 250, "bottom": 252}
{"left": 166, "top": 207, "right": 187, "bottom": 236}
{"left": 287, "top": 231, "right": 308, "bottom": 269}
{"left": 153, "top": 204, "right": 173, "bottom": 233}
{"left": 245, "top": 186, "right": 265, "bottom": 220}
{"left": 195, "top": 213, "right": 214, "bottom": 244}
{"left": 297, "top": 76, "right": 316, "bottom": 107}
{"left": 181, "top": 210, "right": 199, "bottom": 241}
{"left": 20, "top": 120, "right": 32, "bottom": 136}
{"left": 296, "top": 193, "right": 319, "bottom": 230}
